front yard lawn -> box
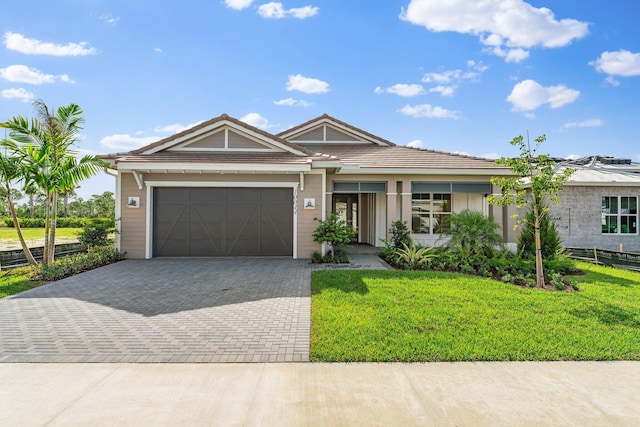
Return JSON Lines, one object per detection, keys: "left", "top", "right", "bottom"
{"left": 0, "top": 268, "right": 45, "bottom": 298}
{"left": 310, "top": 262, "right": 640, "bottom": 362}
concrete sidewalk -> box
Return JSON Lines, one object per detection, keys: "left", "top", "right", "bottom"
{"left": 2, "top": 362, "right": 638, "bottom": 426}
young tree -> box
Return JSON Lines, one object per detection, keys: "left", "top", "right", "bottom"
{"left": 488, "top": 134, "right": 574, "bottom": 288}
{"left": 312, "top": 213, "right": 356, "bottom": 258}
{"left": 0, "top": 150, "right": 37, "bottom": 265}
{"left": 1, "top": 100, "right": 108, "bottom": 265}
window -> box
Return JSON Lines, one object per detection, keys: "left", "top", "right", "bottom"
{"left": 412, "top": 193, "right": 452, "bottom": 234}
{"left": 602, "top": 196, "right": 637, "bottom": 234}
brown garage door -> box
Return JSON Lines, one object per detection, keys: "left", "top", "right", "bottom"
{"left": 153, "top": 187, "right": 293, "bottom": 257}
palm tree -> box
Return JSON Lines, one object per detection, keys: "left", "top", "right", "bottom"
{"left": 0, "top": 147, "right": 37, "bottom": 265}
{"left": 1, "top": 100, "right": 108, "bottom": 265}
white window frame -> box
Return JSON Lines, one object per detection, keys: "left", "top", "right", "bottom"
{"left": 601, "top": 195, "right": 638, "bottom": 235}
{"left": 411, "top": 193, "right": 452, "bottom": 235}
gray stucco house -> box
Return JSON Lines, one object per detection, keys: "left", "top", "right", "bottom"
{"left": 549, "top": 156, "right": 640, "bottom": 252}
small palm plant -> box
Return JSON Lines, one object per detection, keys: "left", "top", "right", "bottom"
{"left": 396, "top": 243, "right": 435, "bottom": 270}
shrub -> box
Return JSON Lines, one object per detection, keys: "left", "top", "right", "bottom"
{"left": 77, "top": 222, "right": 114, "bottom": 248}
{"left": 312, "top": 213, "right": 356, "bottom": 258}
{"left": 311, "top": 248, "right": 349, "bottom": 264}
{"left": 518, "top": 201, "right": 562, "bottom": 260}
{"left": 388, "top": 220, "right": 412, "bottom": 249}
{"left": 29, "top": 246, "right": 124, "bottom": 282}
{"left": 447, "top": 210, "right": 502, "bottom": 257}
{"left": 395, "top": 243, "right": 434, "bottom": 270}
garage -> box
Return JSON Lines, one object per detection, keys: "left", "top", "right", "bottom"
{"left": 153, "top": 187, "right": 294, "bottom": 257}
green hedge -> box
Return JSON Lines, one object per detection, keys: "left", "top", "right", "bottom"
{"left": 3, "top": 217, "right": 115, "bottom": 228}
{"left": 29, "top": 246, "right": 124, "bottom": 282}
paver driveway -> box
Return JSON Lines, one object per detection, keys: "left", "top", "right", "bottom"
{"left": 0, "top": 258, "right": 311, "bottom": 363}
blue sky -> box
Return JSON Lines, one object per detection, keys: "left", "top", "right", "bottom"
{"left": 1, "top": 0, "right": 639, "bottom": 199}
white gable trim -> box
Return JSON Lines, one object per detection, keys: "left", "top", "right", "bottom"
{"left": 280, "top": 118, "right": 391, "bottom": 146}
{"left": 143, "top": 119, "right": 308, "bottom": 156}
{"left": 168, "top": 126, "right": 283, "bottom": 153}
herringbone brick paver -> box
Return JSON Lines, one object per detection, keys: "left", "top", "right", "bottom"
{"left": 0, "top": 258, "right": 311, "bottom": 363}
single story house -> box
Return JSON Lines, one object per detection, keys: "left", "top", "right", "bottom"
{"left": 101, "top": 113, "right": 514, "bottom": 259}
{"left": 548, "top": 156, "right": 640, "bottom": 252}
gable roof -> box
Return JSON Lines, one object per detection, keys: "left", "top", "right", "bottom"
{"left": 100, "top": 113, "right": 511, "bottom": 176}
{"left": 277, "top": 114, "right": 395, "bottom": 146}
{"left": 129, "top": 113, "right": 310, "bottom": 156}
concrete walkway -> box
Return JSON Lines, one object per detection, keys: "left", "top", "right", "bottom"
{"left": 1, "top": 362, "right": 638, "bottom": 426}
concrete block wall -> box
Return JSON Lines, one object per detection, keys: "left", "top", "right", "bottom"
{"left": 549, "top": 186, "right": 640, "bottom": 252}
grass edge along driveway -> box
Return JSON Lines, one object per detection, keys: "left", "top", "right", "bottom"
{"left": 310, "top": 262, "right": 640, "bottom": 362}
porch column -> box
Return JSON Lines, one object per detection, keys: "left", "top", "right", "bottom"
{"left": 400, "top": 180, "right": 412, "bottom": 228}
{"left": 386, "top": 182, "right": 398, "bottom": 240}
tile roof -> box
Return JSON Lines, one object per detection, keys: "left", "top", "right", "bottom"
{"left": 103, "top": 151, "right": 315, "bottom": 165}
{"left": 304, "top": 143, "right": 504, "bottom": 170}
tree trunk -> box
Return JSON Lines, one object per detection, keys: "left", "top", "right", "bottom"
{"left": 46, "top": 192, "right": 58, "bottom": 265}
{"left": 532, "top": 198, "right": 545, "bottom": 288}
{"left": 43, "top": 192, "right": 52, "bottom": 265}
{"left": 29, "top": 193, "right": 34, "bottom": 218}
{"left": 4, "top": 182, "right": 37, "bottom": 266}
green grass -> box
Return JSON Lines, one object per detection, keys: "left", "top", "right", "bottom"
{"left": 310, "top": 262, "right": 640, "bottom": 362}
{"left": 0, "top": 227, "right": 82, "bottom": 249}
{"left": 0, "top": 268, "right": 46, "bottom": 298}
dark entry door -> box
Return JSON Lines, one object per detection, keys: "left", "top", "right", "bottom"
{"left": 153, "top": 187, "right": 293, "bottom": 257}
{"left": 333, "top": 194, "right": 358, "bottom": 240}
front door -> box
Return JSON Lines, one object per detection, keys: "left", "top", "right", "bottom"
{"left": 333, "top": 194, "right": 358, "bottom": 241}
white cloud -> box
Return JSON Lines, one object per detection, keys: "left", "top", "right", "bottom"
{"left": 563, "top": 119, "right": 604, "bottom": 129}
{"left": 422, "top": 69, "right": 477, "bottom": 84}
{"left": 258, "top": 2, "right": 318, "bottom": 19}
{"left": 375, "top": 83, "right": 425, "bottom": 97}
{"left": 590, "top": 50, "right": 640, "bottom": 77}
{"left": 274, "top": 97, "right": 312, "bottom": 107}
{"left": 286, "top": 74, "right": 329, "bottom": 94}
{"left": 506, "top": 79, "right": 580, "bottom": 111}
{"left": 481, "top": 152, "right": 500, "bottom": 160}
{"left": 605, "top": 76, "right": 620, "bottom": 87}
{"left": 225, "top": 0, "right": 254, "bottom": 10}
{"left": 429, "top": 85, "right": 455, "bottom": 97}
{"left": 421, "top": 62, "right": 486, "bottom": 96}
{"left": 406, "top": 139, "right": 424, "bottom": 148}
{"left": 565, "top": 154, "right": 582, "bottom": 160}
{"left": 400, "top": 0, "right": 588, "bottom": 62}
{"left": 288, "top": 5, "right": 319, "bottom": 19}
{"left": 240, "top": 113, "right": 277, "bottom": 130}
{"left": 154, "top": 47, "right": 163, "bottom": 54}
{"left": 398, "top": 104, "right": 462, "bottom": 120}
{"left": 3, "top": 32, "right": 97, "bottom": 56}
{"left": 100, "top": 14, "right": 120, "bottom": 25}
{"left": 153, "top": 121, "right": 204, "bottom": 134}
{"left": 524, "top": 112, "right": 536, "bottom": 119}
{"left": 0, "top": 64, "right": 74, "bottom": 85}
{"left": 100, "top": 134, "right": 159, "bottom": 150}
{"left": 1, "top": 87, "right": 35, "bottom": 102}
